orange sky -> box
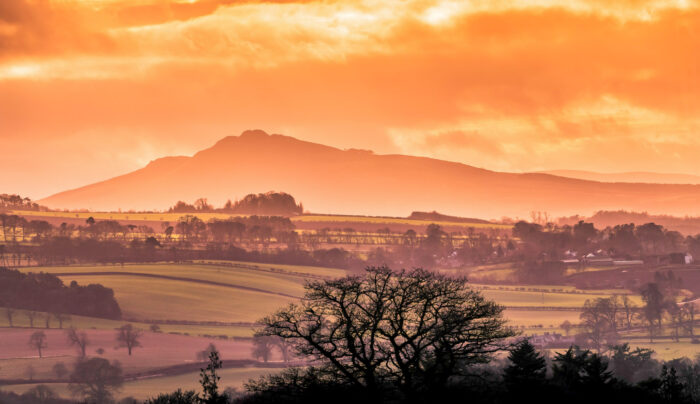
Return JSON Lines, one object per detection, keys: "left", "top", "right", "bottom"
{"left": 1, "top": 0, "right": 699, "bottom": 199}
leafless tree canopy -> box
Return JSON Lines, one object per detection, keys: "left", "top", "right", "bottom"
{"left": 116, "top": 324, "right": 142, "bottom": 356}
{"left": 66, "top": 326, "right": 89, "bottom": 357}
{"left": 260, "top": 266, "right": 515, "bottom": 395}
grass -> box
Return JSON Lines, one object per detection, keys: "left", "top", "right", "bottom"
{"left": 480, "top": 289, "right": 643, "bottom": 308}
{"left": 52, "top": 274, "right": 293, "bottom": 323}
{"left": 23, "top": 263, "right": 310, "bottom": 297}
{"left": 0, "top": 366, "right": 279, "bottom": 400}
{"left": 16, "top": 262, "right": 642, "bottom": 330}
{"left": 191, "top": 260, "right": 347, "bottom": 279}
{"left": 10, "top": 210, "right": 243, "bottom": 223}
{"left": 503, "top": 309, "right": 582, "bottom": 328}
{"left": 12, "top": 210, "right": 510, "bottom": 230}
{"left": 293, "top": 214, "right": 510, "bottom": 229}
{"left": 17, "top": 262, "right": 344, "bottom": 323}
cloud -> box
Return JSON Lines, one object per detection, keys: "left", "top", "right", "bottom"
{"left": 419, "top": 131, "right": 505, "bottom": 156}
{"left": 1, "top": 0, "right": 700, "bottom": 198}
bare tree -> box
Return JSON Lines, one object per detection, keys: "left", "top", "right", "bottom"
{"left": 66, "top": 327, "right": 89, "bottom": 357}
{"left": 26, "top": 310, "right": 38, "bottom": 328}
{"left": 621, "top": 295, "right": 636, "bottom": 329}
{"left": 24, "top": 385, "right": 57, "bottom": 401}
{"left": 53, "top": 362, "right": 69, "bottom": 379}
{"left": 197, "top": 343, "right": 219, "bottom": 362}
{"left": 29, "top": 331, "right": 47, "bottom": 358}
{"left": 669, "top": 304, "right": 683, "bottom": 342}
{"left": 580, "top": 298, "right": 616, "bottom": 352}
{"left": 260, "top": 267, "right": 515, "bottom": 395}
{"left": 682, "top": 303, "right": 696, "bottom": 339}
{"left": 252, "top": 334, "right": 274, "bottom": 363}
{"left": 274, "top": 336, "right": 293, "bottom": 363}
{"left": 69, "top": 358, "right": 124, "bottom": 402}
{"left": 5, "top": 307, "right": 15, "bottom": 327}
{"left": 560, "top": 320, "right": 573, "bottom": 336}
{"left": 25, "top": 365, "right": 36, "bottom": 381}
{"left": 54, "top": 312, "right": 71, "bottom": 329}
{"left": 116, "top": 324, "right": 142, "bottom": 356}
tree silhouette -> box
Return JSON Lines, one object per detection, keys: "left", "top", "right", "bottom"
{"left": 116, "top": 324, "right": 142, "bottom": 356}
{"left": 28, "top": 331, "right": 47, "bottom": 358}
{"left": 66, "top": 327, "right": 89, "bottom": 357}
{"left": 69, "top": 358, "right": 123, "bottom": 403}
{"left": 200, "top": 350, "right": 226, "bottom": 404}
{"left": 504, "top": 339, "right": 546, "bottom": 389}
{"left": 260, "top": 266, "right": 514, "bottom": 397}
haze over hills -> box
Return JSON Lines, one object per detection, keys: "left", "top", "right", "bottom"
{"left": 39, "top": 130, "right": 700, "bottom": 219}
{"left": 537, "top": 169, "right": 700, "bottom": 185}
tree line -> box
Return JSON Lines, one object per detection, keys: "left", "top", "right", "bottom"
{"left": 150, "top": 268, "right": 700, "bottom": 404}
{"left": 169, "top": 192, "right": 303, "bottom": 217}
{"left": 0, "top": 267, "right": 122, "bottom": 320}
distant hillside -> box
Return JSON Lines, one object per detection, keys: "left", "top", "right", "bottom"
{"left": 538, "top": 170, "right": 700, "bottom": 185}
{"left": 567, "top": 210, "right": 700, "bottom": 235}
{"left": 407, "top": 211, "right": 491, "bottom": 224}
{"left": 39, "top": 130, "right": 700, "bottom": 218}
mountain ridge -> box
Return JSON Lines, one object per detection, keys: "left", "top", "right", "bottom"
{"left": 536, "top": 169, "right": 700, "bottom": 185}
{"left": 38, "top": 130, "right": 700, "bottom": 219}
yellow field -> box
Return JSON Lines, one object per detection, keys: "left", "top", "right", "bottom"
{"left": 17, "top": 262, "right": 641, "bottom": 329}
{"left": 293, "top": 214, "right": 510, "bottom": 229}
{"left": 26, "top": 263, "right": 311, "bottom": 297}
{"left": 11, "top": 210, "right": 243, "bottom": 222}
{"left": 12, "top": 210, "right": 510, "bottom": 230}
{"left": 17, "top": 262, "right": 350, "bottom": 323}
{"left": 192, "top": 260, "right": 347, "bottom": 279}
{"left": 481, "top": 289, "right": 640, "bottom": 307}
{"left": 0, "top": 308, "right": 256, "bottom": 338}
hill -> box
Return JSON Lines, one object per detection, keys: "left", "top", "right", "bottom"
{"left": 538, "top": 169, "right": 700, "bottom": 185}
{"left": 39, "top": 130, "right": 700, "bottom": 218}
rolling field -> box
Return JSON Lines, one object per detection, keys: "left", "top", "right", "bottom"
{"left": 15, "top": 262, "right": 643, "bottom": 328}
{"left": 17, "top": 262, "right": 342, "bottom": 323}
{"left": 1, "top": 367, "right": 278, "bottom": 401}
{"left": 11, "top": 210, "right": 509, "bottom": 232}
{"left": 0, "top": 328, "right": 262, "bottom": 379}
{"left": 481, "top": 289, "right": 640, "bottom": 307}
{"left": 10, "top": 210, "right": 243, "bottom": 223}
{"left": 293, "top": 214, "right": 510, "bottom": 230}
{"left": 0, "top": 309, "right": 255, "bottom": 338}
{"left": 17, "top": 263, "right": 641, "bottom": 323}
{"left": 1, "top": 260, "right": 674, "bottom": 400}
{"left": 26, "top": 263, "right": 311, "bottom": 298}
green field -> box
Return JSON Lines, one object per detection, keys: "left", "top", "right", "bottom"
{"left": 17, "top": 262, "right": 642, "bottom": 328}
{"left": 17, "top": 262, "right": 349, "bottom": 323}
{"left": 1, "top": 367, "right": 278, "bottom": 401}
{"left": 13, "top": 262, "right": 646, "bottom": 338}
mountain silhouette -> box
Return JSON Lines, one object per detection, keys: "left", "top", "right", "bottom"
{"left": 536, "top": 169, "right": 700, "bottom": 185}
{"left": 39, "top": 130, "right": 700, "bottom": 218}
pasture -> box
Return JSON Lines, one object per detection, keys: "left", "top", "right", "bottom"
{"left": 0, "top": 308, "right": 256, "bottom": 338}
{"left": 293, "top": 214, "right": 510, "bottom": 230}
{"left": 1, "top": 367, "right": 278, "bottom": 401}
{"left": 1, "top": 259, "right": 693, "bottom": 400}
{"left": 14, "top": 262, "right": 644, "bottom": 333}
{"left": 0, "top": 328, "right": 263, "bottom": 380}
{"left": 11, "top": 210, "right": 510, "bottom": 233}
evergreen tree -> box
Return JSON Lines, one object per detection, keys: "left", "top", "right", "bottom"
{"left": 504, "top": 339, "right": 547, "bottom": 387}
